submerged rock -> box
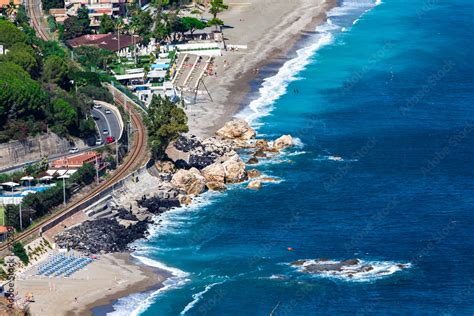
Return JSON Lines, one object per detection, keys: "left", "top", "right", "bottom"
{"left": 273, "top": 135, "right": 294, "bottom": 151}
{"left": 246, "top": 157, "right": 259, "bottom": 165}
{"left": 247, "top": 180, "right": 262, "bottom": 190}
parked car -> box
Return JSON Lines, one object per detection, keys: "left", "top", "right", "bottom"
{"left": 69, "top": 147, "right": 79, "bottom": 154}
{"left": 95, "top": 138, "right": 103, "bottom": 145}
{"left": 92, "top": 115, "right": 100, "bottom": 120}
{"left": 106, "top": 136, "right": 115, "bottom": 144}
{"left": 103, "top": 129, "right": 109, "bottom": 135}
{"left": 93, "top": 104, "right": 102, "bottom": 109}
{"left": 105, "top": 109, "right": 112, "bottom": 114}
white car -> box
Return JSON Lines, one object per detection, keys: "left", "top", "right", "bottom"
{"left": 93, "top": 104, "right": 102, "bottom": 109}
{"left": 96, "top": 139, "right": 103, "bottom": 145}
{"left": 103, "top": 129, "right": 109, "bottom": 135}
{"left": 105, "top": 109, "right": 112, "bottom": 114}
{"left": 69, "top": 147, "right": 79, "bottom": 154}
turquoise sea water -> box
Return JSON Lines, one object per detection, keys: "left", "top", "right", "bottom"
{"left": 105, "top": 0, "right": 474, "bottom": 314}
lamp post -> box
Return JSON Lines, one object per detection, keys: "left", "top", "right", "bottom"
{"left": 58, "top": 175, "right": 70, "bottom": 207}
{"left": 19, "top": 201, "right": 22, "bottom": 231}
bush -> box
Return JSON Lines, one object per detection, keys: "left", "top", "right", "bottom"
{"left": 12, "top": 243, "right": 29, "bottom": 265}
{"left": 78, "top": 85, "right": 113, "bottom": 103}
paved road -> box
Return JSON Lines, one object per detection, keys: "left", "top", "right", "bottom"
{"left": 0, "top": 103, "right": 123, "bottom": 174}
{"left": 91, "top": 103, "right": 122, "bottom": 144}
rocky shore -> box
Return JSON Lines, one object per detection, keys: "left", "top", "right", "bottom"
{"left": 55, "top": 119, "right": 295, "bottom": 254}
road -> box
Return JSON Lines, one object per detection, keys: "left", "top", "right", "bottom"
{"left": 91, "top": 103, "right": 122, "bottom": 144}
{"left": 0, "top": 102, "right": 123, "bottom": 174}
{"left": 0, "top": 90, "right": 148, "bottom": 253}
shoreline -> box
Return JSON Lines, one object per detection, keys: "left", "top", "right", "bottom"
{"left": 186, "top": 0, "right": 338, "bottom": 137}
{"left": 83, "top": 1, "right": 339, "bottom": 314}
{"left": 18, "top": 1, "right": 341, "bottom": 315}
{"left": 73, "top": 253, "right": 170, "bottom": 316}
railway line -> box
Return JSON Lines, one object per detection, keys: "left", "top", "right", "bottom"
{"left": 0, "top": 95, "right": 148, "bottom": 252}
{"left": 26, "top": 0, "right": 49, "bottom": 41}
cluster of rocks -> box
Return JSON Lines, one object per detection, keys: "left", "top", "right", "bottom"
{"left": 54, "top": 218, "right": 149, "bottom": 254}
{"left": 55, "top": 119, "right": 295, "bottom": 254}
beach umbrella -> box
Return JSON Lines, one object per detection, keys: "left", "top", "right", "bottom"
{"left": 20, "top": 176, "right": 34, "bottom": 188}
{"left": 1, "top": 182, "right": 19, "bottom": 192}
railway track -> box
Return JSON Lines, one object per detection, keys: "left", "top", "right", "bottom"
{"left": 0, "top": 100, "right": 148, "bottom": 252}
{"left": 26, "top": 0, "right": 49, "bottom": 41}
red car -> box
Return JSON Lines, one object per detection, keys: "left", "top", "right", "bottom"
{"left": 106, "top": 136, "right": 115, "bottom": 144}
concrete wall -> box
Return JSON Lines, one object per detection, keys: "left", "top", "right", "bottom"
{"left": 0, "top": 133, "right": 86, "bottom": 170}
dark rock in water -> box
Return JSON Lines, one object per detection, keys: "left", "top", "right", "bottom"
{"left": 54, "top": 218, "right": 149, "bottom": 254}
{"left": 247, "top": 157, "right": 259, "bottom": 164}
{"left": 254, "top": 149, "right": 267, "bottom": 158}
{"left": 341, "top": 259, "right": 360, "bottom": 266}
{"left": 292, "top": 260, "right": 306, "bottom": 266}
{"left": 138, "top": 196, "right": 180, "bottom": 214}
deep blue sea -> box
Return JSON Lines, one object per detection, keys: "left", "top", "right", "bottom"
{"left": 107, "top": 0, "right": 474, "bottom": 314}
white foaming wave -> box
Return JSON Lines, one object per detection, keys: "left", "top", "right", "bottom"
{"left": 237, "top": 32, "right": 334, "bottom": 125}
{"left": 179, "top": 281, "right": 225, "bottom": 315}
{"left": 292, "top": 259, "right": 411, "bottom": 283}
{"left": 108, "top": 255, "right": 190, "bottom": 316}
{"left": 375, "top": 0, "right": 382, "bottom": 5}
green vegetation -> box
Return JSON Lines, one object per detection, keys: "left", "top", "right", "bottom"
{"left": 42, "top": 0, "right": 65, "bottom": 11}
{"left": 0, "top": 19, "right": 110, "bottom": 143}
{"left": 62, "top": 7, "right": 91, "bottom": 40}
{"left": 99, "top": 14, "right": 115, "bottom": 34}
{"left": 146, "top": 95, "right": 188, "bottom": 160}
{"left": 12, "top": 242, "right": 29, "bottom": 265}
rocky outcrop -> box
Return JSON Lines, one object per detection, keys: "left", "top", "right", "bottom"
{"left": 216, "top": 119, "right": 256, "bottom": 140}
{"left": 247, "top": 169, "right": 261, "bottom": 178}
{"left": 201, "top": 162, "right": 225, "bottom": 183}
{"left": 222, "top": 155, "right": 248, "bottom": 183}
{"left": 247, "top": 180, "right": 262, "bottom": 190}
{"left": 273, "top": 135, "right": 294, "bottom": 151}
{"left": 246, "top": 157, "right": 259, "bottom": 165}
{"left": 171, "top": 168, "right": 206, "bottom": 195}
{"left": 54, "top": 218, "right": 149, "bottom": 254}
{"left": 206, "top": 181, "right": 227, "bottom": 192}
{"left": 138, "top": 196, "right": 181, "bottom": 214}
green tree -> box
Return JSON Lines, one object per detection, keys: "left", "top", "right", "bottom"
{"left": 63, "top": 15, "right": 86, "bottom": 40}
{"left": 207, "top": 17, "right": 224, "bottom": 31}
{"left": 0, "top": 20, "right": 27, "bottom": 48}
{"left": 209, "top": 0, "right": 228, "bottom": 19}
{"left": 70, "top": 163, "right": 96, "bottom": 186}
{"left": 15, "top": 4, "right": 29, "bottom": 25}
{"left": 0, "top": 62, "right": 48, "bottom": 125}
{"left": 146, "top": 95, "right": 188, "bottom": 159}
{"left": 42, "top": 55, "right": 69, "bottom": 87}
{"left": 179, "top": 16, "right": 206, "bottom": 36}
{"left": 51, "top": 98, "right": 78, "bottom": 128}
{"left": 77, "top": 6, "right": 91, "bottom": 34}
{"left": 99, "top": 14, "right": 115, "bottom": 34}
{"left": 0, "top": 42, "right": 39, "bottom": 76}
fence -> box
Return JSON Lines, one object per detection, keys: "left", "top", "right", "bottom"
{"left": 39, "top": 165, "right": 147, "bottom": 234}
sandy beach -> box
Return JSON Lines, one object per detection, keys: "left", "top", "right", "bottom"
{"left": 11, "top": 2, "right": 338, "bottom": 315}
{"left": 16, "top": 253, "right": 168, "bottom": 315}
{"left": 186, "top": 0, "right": 337, "bottom": 137}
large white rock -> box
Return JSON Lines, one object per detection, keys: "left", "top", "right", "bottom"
{"left": 222, "top": 154, "right": 248, "bottom": 183}
{"left": 171, "top": 168, "right": 206, "bottom": 195}
{"left": 273, "top": 135, "right": 294, "bottom": 151}
{"left": 201, "top": 162, "right": 226, "bottom": 183}
{"left": 216, "top": 119, "right": 256, "bottom": 140}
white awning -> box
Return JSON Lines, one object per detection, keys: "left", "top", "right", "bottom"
{"left": 66, "top": 169, "right": 78, "bottom": 175}
{"left": 40, "top": 176, "right": 53, "bottom": 180}
{"left": 115, "top": 73, "right": 144, "bottom": 81}
{"left": 1, "top": 182, "right": 20, "bottom": 187}
{"left": 20, "top": 176, "right": 34, "bottom": 181}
